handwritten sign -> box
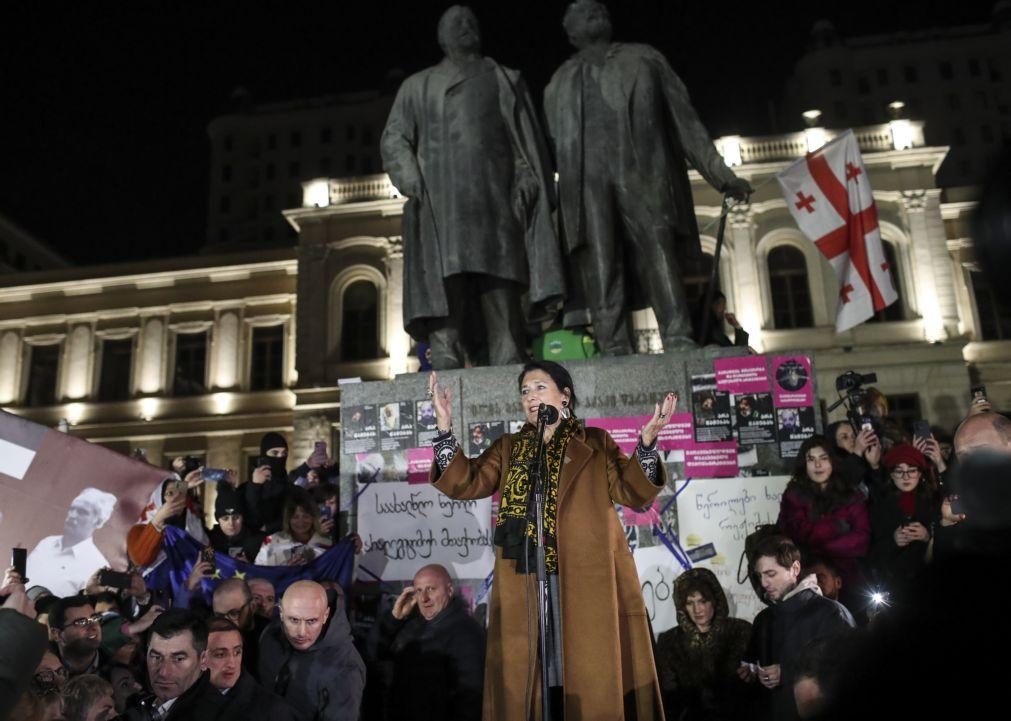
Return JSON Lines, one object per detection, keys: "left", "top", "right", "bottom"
{"left": 676, "top": 475, "right": 790, "bottom": 622}
{"left": 356, "top": 481, "right": 495, "bottom": 581}
{"left": 634, "top": 545, "right": 681, "bottom": 635}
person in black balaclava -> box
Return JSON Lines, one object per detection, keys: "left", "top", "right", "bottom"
{"left": 243, "top": 432, "right": 329, "bottom": 534}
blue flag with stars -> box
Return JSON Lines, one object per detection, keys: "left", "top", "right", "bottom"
{"left": 147, "top": 526, "right": 355, "bottom": 605}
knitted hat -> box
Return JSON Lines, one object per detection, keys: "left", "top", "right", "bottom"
{"left": 214, "top": 483, "right": 244, "bottom": 520}
{"left": 260, "top": 432, "right": 288, "bottom": 456}
{"left": 883, "top": 444, "right": 928, "bottom": 470}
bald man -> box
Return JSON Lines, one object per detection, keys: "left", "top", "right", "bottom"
{"left": 953, "top": 412, "right": 1011, "bottom": 458}
{"left": 373, "top": 564, "right": 485, "bottom": 721}
{"left": 258, "top": 581, "right": 364, "bottom": 721}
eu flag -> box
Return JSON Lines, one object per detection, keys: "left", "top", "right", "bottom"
{"left": 147, "top": 526, "right": 355, "bottom": 605}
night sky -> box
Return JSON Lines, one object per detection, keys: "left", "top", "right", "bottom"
{"left": 1, "top": 0, "right": 998, "bottom": 265}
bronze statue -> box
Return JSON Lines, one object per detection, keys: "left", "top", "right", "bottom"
{"left": 545, "top": 0, "right": 752, "bottom": 355}
{"left": 381, "top": 6, "right": 562, "bottom": 369}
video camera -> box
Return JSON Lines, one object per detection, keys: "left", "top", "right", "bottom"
{"left": 828, "top": 370, "right": 878, "bottom": 432}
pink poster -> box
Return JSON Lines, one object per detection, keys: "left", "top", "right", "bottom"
{"left": 772, "top": 355, "right": 814, "bottom": 407}
{"left": 684, "top": 442, "right": 739, "bottom": 478}
{"left": 620, "top": 499, "right": 661, "bottom": 527}
{"left": 587, "top": 413, "right": 695, "bottom": 453}
{"left": 585, "top": 416, "right": 640, "bottom": 455}
{"left": 714, "top": 356, "right": 770, "bottom": 394}
{"left": 656, "top": 413, "right": 695, "bottom": 450}
{"left": 406, "top": 446, "right": 433, "bottom": 484}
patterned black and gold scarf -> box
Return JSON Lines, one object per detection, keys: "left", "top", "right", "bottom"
{"left": 494, "top": 416, "right": 579, "bottom": 574}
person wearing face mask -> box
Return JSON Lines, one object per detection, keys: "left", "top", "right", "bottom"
{"left": 777, "top": 436, "right": 870, "bottom": 614}
{"left": 655, "top": 568, "right": 753, "bottom": 721}
{"left": 245, "top": 432, "right": 330, "bottom": 535}
{"left": 428, "top": 360, "right": 676, "bottom": 720}
{"left": 254, "top": 489, "right": 332, "bottom": 567}
{"left": 868, "top": 445, "right": 938, "bottom": 594}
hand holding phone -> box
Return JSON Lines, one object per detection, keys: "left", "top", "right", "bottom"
{"left": 10, "top": 548, "right": 27, "bottom": 584}
{"left": 202, "top": 467, "right": 229, "bottom": 482}
{"left": 98, "top": 569, "right": 134, "bottom": 590}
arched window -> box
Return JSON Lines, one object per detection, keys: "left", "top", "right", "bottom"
{"left": 341, "top": 280, "right": 379, "bottom": 360}
{"left": 768, "top": 246, "right": 814, "bottom": 329}
{"left": 866, "top": 241, "right": 905, "bottom": 322}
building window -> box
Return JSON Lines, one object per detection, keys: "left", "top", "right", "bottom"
{"left": 319, "top": 156, "right": 332, "bottom": 174}
{"left": 289, "top": 161, "right": 300, "bottom": 178}
{"left": 173, "top": 332, "right": 207, "bottom": 396}
{"left": 904, "top": 65, "right": 918, "bottom": 83}
{"left": 865, "top": 242, "right": 905, "bottom": 323}
{"left": 939, "top": 61, "right": 953, "bottom": 81}
{"left": 25, "top": 344, "right": 60, "bottom": 407}
{"left": 767, "top": 246, "right": 814, "bottom": 329}
{"left": 972, "top": 271, "right": 1011, "bottom": 341}
{"left": 888, "top": 393, "right": 922, "bottom": 431}
{"left": 250, "top": 325, "right": 285, "bottom": 391}
{"left": 290, "top": 131, "right": 301, "bottom": 148}
{"left": 681, "top": 252, "right": 715, "bottom": 312}
{"left": 97, "top": 338, "right": 133, "bottom": 402}
{"left": 320, "top": 127, "right": 332, "bottom": 144}
{"left": 341, "top": 281, "right": 379, "bottom": 360}
{"left": 857, "top": 76, "right": 870, "bottom": 95}
{"left": 876, "top": 68, "right": 889, "bottom": 86}
{"left": 829, "top": 68, "right": 841, "bottom": 87}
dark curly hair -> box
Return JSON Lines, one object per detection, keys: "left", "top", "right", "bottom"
{"left": 789, "top": 435, "right": 858, "bottom": 516}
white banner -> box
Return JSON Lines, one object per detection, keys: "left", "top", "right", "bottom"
{"left": 634, "top": 544, "right": 681, "bottom": 636}
{"left": 676, "top": 475, "right": 790, "bottom": 622}
{"left": 356, "top": 481, "right": 495, "bottom": 581}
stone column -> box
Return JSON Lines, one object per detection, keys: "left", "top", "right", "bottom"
{"left": 384, "top": 237, "right": 412, "bottom": 375}
{"left": 137, "top": 317, "right": 166, "bottom": 394}
{"left": 727, "top": 204, "right": 762, "bottom": 348}
{"left": 295, "top": 236, "right": 328, "bottom": 387}
{"left": 902, "top": 189, "right": 958, "bottom": 341}
{"left": 63, "top": 324, "right": 94, "bottom": 400}
{"left": 213, "top": 310, "right": 241, "bottom": 389}
{"left": 0, "top": 331, "right": 21, "bottom": 403}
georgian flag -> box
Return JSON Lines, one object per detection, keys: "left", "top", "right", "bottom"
{"left": 776, "top": 129, "right": 898, "bottom": 332}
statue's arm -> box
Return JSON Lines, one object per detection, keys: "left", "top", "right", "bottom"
{"left": 380, "top": 81, "right": 424, "bottom": 198}
{"left": 656, "top": 56, "right": 740, "bottom": 192}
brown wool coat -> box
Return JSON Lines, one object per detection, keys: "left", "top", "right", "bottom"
{"left": 432, "top": 424, "right": 666, "bottom": 721}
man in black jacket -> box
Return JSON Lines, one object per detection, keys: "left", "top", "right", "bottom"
{"left": 243, "top": 432, "right": 329, "bottom": 533}
{"left": 373, "top": 564, "right": 485, "bottom": 721}
{"left": 201, "top": 617, "right": 295, "bottom": 720}
{"left": 259, "top": 580, "right": 365, "bottom": 721}
{"left": 742, "top": 537, "right": 854, "bottom": 721}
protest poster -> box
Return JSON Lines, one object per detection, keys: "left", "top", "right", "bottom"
{"left": 379, "top": 401, "right": 417, "bottom": 451}
{"left": 772, "top": 356, "right": 814, "bottom": 407}
{"left": 777, "top": 406, "right": 817, "bottom": 458}
{"left": 735, "top": 393, "right": 777, "bottom": 445}
{"left": 343, "top": 404, "right": 379, "bottom": 454}
{"left": 714, "top": 356, "right": 770, "bottom": 394}
{"left": 467, "top": 421, "right": 505, "bottom": 456}
{"left": 691, "top": 374, "right": 733, "bottom": 443}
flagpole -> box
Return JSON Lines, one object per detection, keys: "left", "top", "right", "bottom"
{"left": 699, "top": 194, "right": 732, "bottom": 346}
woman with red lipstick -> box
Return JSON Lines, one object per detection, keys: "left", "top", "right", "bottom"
{"left": 428, "top": 360, "right": 676, "bottom": 721}
{"left": 777, "top": 435, "right": 870, "bottom": 613}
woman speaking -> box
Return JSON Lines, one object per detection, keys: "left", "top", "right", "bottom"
{"left": 428, "top": 360, "right": 676, "bottom": 721}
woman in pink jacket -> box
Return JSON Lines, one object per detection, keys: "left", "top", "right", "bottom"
{"left": 777, "top": 435, "right": 870, "bottom": 614}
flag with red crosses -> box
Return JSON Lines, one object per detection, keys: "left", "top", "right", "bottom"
{"left": 776, "top": 130, "right": 898, "bottom": 332}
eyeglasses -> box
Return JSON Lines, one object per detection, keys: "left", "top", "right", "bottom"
{"left": 216, "top": 603, "right": 249, "bottom": 622}
{"left": 890, "top": 468, "right": 921, "bottom": 477}
{"left": 63, "top": 615, "right": 103, "bottom": 629}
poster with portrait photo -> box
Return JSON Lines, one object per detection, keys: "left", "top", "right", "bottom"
{"left": 691, "top": 373, "right": 733, "bottom": 443}
{"left": 379, "top": 401, "right": 417, "bottom": 451}
{"left": 735, "top": 393, "right": 776, "bottom": 445}
{"left": 415, "top": 399, "right": 439, "bottom": 445}
{"left": 343, "top": 404, "right": 379, "bottom": 454}
{"left": 776, "top": 406, "right": 816, "bottom": 458}
{"left": 468, "top": 421, "right": 505, "bottom": 456}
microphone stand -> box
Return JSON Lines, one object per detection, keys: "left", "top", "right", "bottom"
{"left": 527, "top": 404, "right": 554, "bottom": 721}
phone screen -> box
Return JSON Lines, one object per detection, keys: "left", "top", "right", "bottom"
{"left": 10, "top": 548, "right": 27, "bottom": 579}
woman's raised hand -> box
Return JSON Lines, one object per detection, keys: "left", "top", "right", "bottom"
{"left": 642, "top": 392, "right": 678, "bottom": 447}
{"left": 429, "top": 371, "right": 453, "bottom": 433}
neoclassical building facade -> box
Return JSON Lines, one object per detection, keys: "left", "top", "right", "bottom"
{"left": 1, "top": 117, "right": 1005, "bottom": 472}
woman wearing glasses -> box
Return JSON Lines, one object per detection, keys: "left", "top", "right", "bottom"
{"left": 777, "top": 435, "right": 871, "bottom": 613}
{"left": 868, "top": 444, "right": 938, "bottom": 594}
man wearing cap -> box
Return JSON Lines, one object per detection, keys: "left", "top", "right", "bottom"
{"left": 244, "top": 432, "right": 330, "bottom": 533}
{"left": 28, "top": 487, "right": 118, "bottom": 597}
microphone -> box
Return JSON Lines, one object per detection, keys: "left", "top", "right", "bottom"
{"left": 537, "top": 404, "right": 559, "bottom": 424}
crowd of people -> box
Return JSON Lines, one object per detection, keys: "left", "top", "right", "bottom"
{"left": 1, "top": 364, "right": 1009, "bottom": 721}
